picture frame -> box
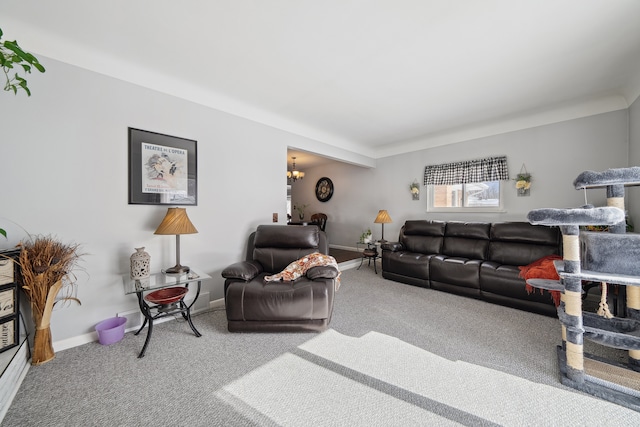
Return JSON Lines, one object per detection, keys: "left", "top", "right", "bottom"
{"left": 0, "top": 258, "right": 14, "bottom": 286}
{"left": 0, "top": 285, "right": 15, "bottom": 319}
{"left": 128, "top": 128, "right": 198, "bottom": 205}
{"left": 0, "top": 317, "right": 17, "bottom": 353}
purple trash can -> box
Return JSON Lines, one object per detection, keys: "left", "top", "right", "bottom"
{"left": 95, "top": 316, "right": 127, "bottom": 345}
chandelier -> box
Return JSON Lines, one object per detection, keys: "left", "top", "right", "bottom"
{"left": 287, "top": 156, "right": 305, "bottom": 182}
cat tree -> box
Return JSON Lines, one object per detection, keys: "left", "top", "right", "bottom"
{"left": 526, "top": 166, "right": 640, "bottom": 411}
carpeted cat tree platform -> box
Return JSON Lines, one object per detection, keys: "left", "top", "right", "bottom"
{"left": 527, "top": 166, "right": 640, "bottom": 411}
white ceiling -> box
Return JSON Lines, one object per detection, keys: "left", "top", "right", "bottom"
{"left": 3, "top": 1, "right": 640, "bottom": 165}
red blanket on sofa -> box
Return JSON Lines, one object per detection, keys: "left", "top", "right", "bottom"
{"left": 518, "top": 254, "right": 562, "bottom": 306}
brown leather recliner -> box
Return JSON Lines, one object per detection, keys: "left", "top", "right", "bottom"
{"left": 221, "top": 225, "right": 339, "bottom": 332}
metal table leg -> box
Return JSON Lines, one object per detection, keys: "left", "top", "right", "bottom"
{"left": 135, "top": 292, "right": 154, "bottom": 358}
{"left": 181, "top": 280, "right": 202, "bottom": 337}
{"left": 134, "top": 280, "right": 203, "bottom": 358}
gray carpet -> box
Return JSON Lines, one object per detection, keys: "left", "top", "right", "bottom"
{"left": 220, "top": 329, "right": 639, "bottom": 426}
{"left": 3, "top": 267, "right": 638, "bottom": 426}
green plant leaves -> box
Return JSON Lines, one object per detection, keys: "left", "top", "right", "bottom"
{"left": 0, "top": 27, "right": 45, "bottom": 96}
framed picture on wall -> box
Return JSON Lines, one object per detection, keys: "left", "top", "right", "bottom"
{"left": 128, "top": 128, "right": 198, "bottom": 205}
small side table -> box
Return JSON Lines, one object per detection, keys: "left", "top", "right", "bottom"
{"left": 122, "top": 269, "right": 211, "bottom": 358}
{"left": 357, "top": 242, "right": 379, "bottom": 274}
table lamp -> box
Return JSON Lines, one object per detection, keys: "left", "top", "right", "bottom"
{"left": 154, "top": 207, "right": 198, "bottom": 274}
{"left": 374, "top": 210, "right": 392, "bottom": 243}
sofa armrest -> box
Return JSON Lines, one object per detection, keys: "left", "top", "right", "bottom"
{"left": 306, "top": 265, "right": 340, "bottom": 280}
{"left": 381, "top": 241, "right": 403, "bottom": 252}
{"left": 222, "top": 260, "right": 263, "bottom": 281}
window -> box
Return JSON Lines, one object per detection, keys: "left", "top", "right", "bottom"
{"left": 424, "top": 156, "right": 507, "bottom": 212}
{"left": 428, "top": 181, "right": 503, "bottom": 211}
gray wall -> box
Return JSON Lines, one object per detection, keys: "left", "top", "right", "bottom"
{"left": 0, "top": 58, "right": 367, "bottom": 344}
{"left": 297, "top": 110, "right": 630, "bottom": 247}
{"left": 0, "top": 56, "right": 636, "bottom": 346}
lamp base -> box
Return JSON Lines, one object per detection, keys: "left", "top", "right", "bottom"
{"left": 165, "top": 264, "right": 190, "bottom": 274}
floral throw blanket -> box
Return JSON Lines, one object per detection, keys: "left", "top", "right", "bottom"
{"left": 264, "top": 252, "right": 341, "bottom": 291}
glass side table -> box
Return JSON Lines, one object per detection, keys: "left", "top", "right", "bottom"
{"left": 122, "top": 269, "right": 211, "bottom": 358}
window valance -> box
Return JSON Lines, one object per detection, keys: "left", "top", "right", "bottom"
{"left": 423, "top": 155, "right": 509, "bottom": 185}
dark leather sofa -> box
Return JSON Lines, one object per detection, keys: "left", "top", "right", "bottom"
{"left": 381, "top": 220, "right": 562, "bottom": 316}
{"left": 221, "top": 225, "right": 339, "bottom": 332}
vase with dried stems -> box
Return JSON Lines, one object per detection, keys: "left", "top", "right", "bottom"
{"left": 18, "top": 236, "right": 84, "bottom": 365}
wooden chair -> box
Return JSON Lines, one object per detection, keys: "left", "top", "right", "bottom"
{"left": 310, "top": 213, "right": 328, "bottom": 231}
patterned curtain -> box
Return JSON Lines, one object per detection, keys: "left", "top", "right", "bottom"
{"left": 423, "top": 155, "right": 509, "bottom": 185}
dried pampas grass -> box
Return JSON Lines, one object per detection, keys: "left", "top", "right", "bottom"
{"left": 19, "top": 235, "right": 85, "bottom": 365}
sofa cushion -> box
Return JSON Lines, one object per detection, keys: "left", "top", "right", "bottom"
{"left": 490, "top": 222, "right": 560, "bottom": 245}
{"left": 382, "top": 251, "right": 432, "bottom": 280}
{"left": 488, "top": 222, "right": 560, "bottom": 266}
{"left": 225, "top": 274, "right": 333, "bottom": 321}
{"left": 480, "top": 261, "right": 558, "bottom": 306}
{"left": 403, "top": 235, "right": 443, "bottom": 254}
{"left": 442, "top": 222, "right": 490, "bottom": 259}
{"left": 445, "top": 222, "right": 491, "bottom": 239}
{"left": 401, "top": 220, "right": 445, "bottom": 254}
{"left": 252, "top": 225, "right": 321, "bottom": 273}
{"left": 254, "top": 225, "right": 319, "bottom": 248}
{"left": 430, "top": 255, "right": 482, "bottom": 290}
{"left": 254, "top": 248, "right": 318, "bottom": 273}
{"left": 443, "top": 237, "right": 489, "bottom": 260}
{"left": 221, "top": 260, "right": 263, "bottom": 281}
{"left": 306, "top": 265, "right": 340, "bottom": 280}
{"left": 404, "top": 220, "right": 446, "bottom": 236}
{"left": 488, "top": 242, "right": 559, "bottom": 266}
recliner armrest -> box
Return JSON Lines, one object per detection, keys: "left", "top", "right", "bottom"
{"left": 306, "top": 265, "right": 339, "bottom": 280}
{"left": 381, "top": 242, "right": 403, "bottom": 252}
{"left": 221, "top": 260, "right": 263, "bottom": 281}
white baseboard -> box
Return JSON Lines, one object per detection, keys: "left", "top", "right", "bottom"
{"left": 53, "top": 331, "right": 98, "bottom": 352}
{"left": 54, "top": 292, "right": 218, "bottom": 352}
{"left": 210, "top": 298, "right": 225, "bottom": 310}
{"left": 328, "top": 244, "right": 371, "bottom": 271}
{"left": 0, "top": 340, "right": 30, "bottom": 424}
{"left": 339, "top": 259, "right": 362, "bottom": 270}
{"left": 329, "top": 244, "right": 362, "bottom": 252}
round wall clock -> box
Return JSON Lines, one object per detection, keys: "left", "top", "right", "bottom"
{"left": 315, "top": 177, "right": 334, "bottom": 202}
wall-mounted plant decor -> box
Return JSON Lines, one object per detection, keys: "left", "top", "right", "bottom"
{"left": 515, "top": 164, "right": 531, "bottom": 197}
{"left": 409, "top": 180, "right": 420, "bottom": 200}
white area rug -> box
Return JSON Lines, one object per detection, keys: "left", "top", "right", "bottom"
{"left": 217, "top": 329, "right": 640, "bottom": 426}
